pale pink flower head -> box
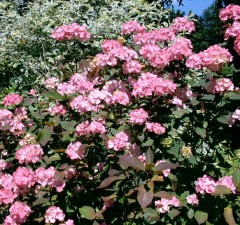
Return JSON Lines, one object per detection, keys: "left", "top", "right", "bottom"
{"left": 229, "top": 108, "right": 240, "bottom": 127}
{"left": 48, "top": 103, "right": 67, "bottom": 116}
{"left": 2, "top": 93, "right": 23, "bottom": 107}
{"left": 195, "top": 174, "right": 216, "bottom": 194}
{"left": 206, "top": 78, "right": 234, "bottom": 94}
{"left": 45, "top": 77, "right": 60, "bottom": 89}
{"left": 66, "top": 141, "right": 86, "bottom": 160}
{"left": 15, "top": 144, "right": 44, "bottom": 164}
{"left": 129, "top": 108, "right": 149, "bottom": 125}
{"left": 216, "top": 176, "right": 237, "bottom": 194}
{"left": 155, "top": 196, "right": 180, "bottom": 213}
{"left": 101, "top": 40, "right": 122, "bottom": 53}
{"left": 186, "top": 194, "right": 199, "bottom": 205}
{"left": 186, "top": 53, "right": 203, "bottom": 70}
{"left": 9, "top": 201, "right": 32, "bottom": 224}
{"left": 13, "top": 166, "right": 35, "bottom": 188}
{"left": 224, "top": 21, "right": 240, "bottom": 40}
{"left": 234, "top": 35, "right": 240, "bottom": 55}
{"left": 106, "top": 131, "right": 130, "bottom": 151}
{"left": 57, "top": 82, "right": 76, "bottom": 96}
{"left": 145, "top": 122, "right": 166, "bottom": 134}
{"left": 122, "top": 60, "right": 142, "bottom": 74}
{"left": 121, "top": 21, "right": 146, "bottom": 35}
{"left": 35, "top": 166, "right": 55, "bottom": 187}
{"left": 171, "top": 17, "right": 195, "bottom": 33}
{"left": 59, "top": 219, "right": 75, "bottom": 225}
{"left": 29, "top": 89, "right": 37, "bottom": 96}
{"left": 44, "top": 206, "right": 65, "bottom": 223}
{"left": 51, "top": 22, "right": 91, "bottom": 41}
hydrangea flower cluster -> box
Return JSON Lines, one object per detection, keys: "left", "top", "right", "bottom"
{"left": 195, "top": 175, "right": 236, "bottom": 194}
{"left": 65, "top": 141, "right": 86, "bottom": 160}
{"left": 229, "top": 108, "right": 240, "bottom": 127}
{"left": 155, "top": 196, "right": 180, "bottom": 213}
{"left": 121, "top": 21, "right": 146, "bottom": 35}
{"left": 51, "top": 22, "right": 91, "bottom": 41}
{"left": 76, "top": 119, "right": 106, "bottom": 136}
{"left": 186, "top": 45, "right": 233, "bottom": 71}
{"left": 206, "top": 78, "right": 234, "bottom": 94}
{"left": 106, "top": 131, "right": 130, "bottom": 151}
{"left": 44, "top": 206, "right": 65, "bottom": 223}
{"left": 171, "top": 17, "right": 195, "bottom": 33}
{"left": 2, "top": 93, "right": 23, "bottom": 107}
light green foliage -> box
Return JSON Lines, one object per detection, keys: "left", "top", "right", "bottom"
{"left": 0, "top": 0, "right": 172, "bottom": 89}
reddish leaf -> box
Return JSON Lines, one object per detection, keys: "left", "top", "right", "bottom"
{"left": 146, "top": 148, "right": 154, "bottom": 164}
{"left": 118, "top": 155, "right": 145, "bottom": 171}
{"left": 154, "top": 191, "right": 173, "bottom": 199}
{"left": 224, "top": 207, "right": 236, "bottom": 225}
{"left": 154, "top": 162, "right": 179, "bottom": 171}
{"left": 137, "top": 186, "right": 154, "bottom": 208}
{"left": 98, "top": 175, "right": 125, "bottom": 189}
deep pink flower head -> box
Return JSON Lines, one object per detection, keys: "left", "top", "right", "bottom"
{"left": 45, "top": 206, "right": 65, "bottom": 223}
{"left": 234, "top": 36, "right": 240, "bottom": 55}
{"left": 51, "top": 22, "right": 91, "bottom": 41}
{"left": 9, "top": 201, "right": 32, "bottom": 224}
{"left": 106, "top": 131, "right": 130, "bottom": 151}
{"left": 121, "top": 21, "right": 146, "bottom": 35}
{"left": 35, "top": 166, "right": 55, "bottom": 187}
{"left": 13, "top": 166, "right": 35, "bottom": 188}
{"left": 219, "top": 4, "right": 240, "bottom": 21}
{"left": 2, "top": 93, "right": 23, "bottom": 107}
{"left": 171, "top": 17, "right": 195, "bottom": 33}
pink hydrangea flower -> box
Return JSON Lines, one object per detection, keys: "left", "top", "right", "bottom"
{"left": 101, "top": 40, "right": 122, "bottom": 53}
{"left": 106, "top": 131, "right": 130, "bottom": 151}
{"left": 2, "top": 93, "right": 23, "bottom": 107}
{"left": 155, "top": 160, "right": 171, "bottom": 177}
{"left": 15, "top": 144, "right": 44, "bottom": 164}
{"left": 0, "top": 189, "right": 18, "bottom": 205}
{"left": 59, "top": 219, "right": 75, "bottom": 225}
{"left": 44, "top": 206, "right": 65, "bottom": 223}
{"left": 234, "top": 36, "right": 240, "bottom": 55}
{"left": 13, "top": 166, "right": 35, "bottom": 188}
{"left": 145, "top": 122, "right": 166, "bottom": 134}
{"left": 45, "top": 77, "right": 60, "bottom": 89}
{"left": 9, "top": 202, "right": 32, "bottom": 224}
{"left": 229, "top": 108, "right": 240, "bottom": 127}
{"left": 219, "top": 4, "right": 240, "bottom": 21}
{"left": 186, "top": 194, "right": 199, "bottom": 205}
{"left": 216, "top": 176, "right": 237, "bottom": 194}
{"left": 129, "top": 108, "right": 149, "bottom": 125}
{"left": 35, "top": 167, "right": 55, "bottom": 187}
{"left": 171, "top": 17, "right": 195, "bottom": 33}
{"left": 121, "top": 21, "right": 146, "bottom": 35}
{"left": 48, "top": 103, "right": 67, "bottom": 116}
{"left": 122, "top": 60, "right": 142, "bottom": 74}
{"left": 195, "top": 175, "right": 216, "bottom": 194}
{"left": 66, "top": 142, "right": 85, "bottom": 160}
{"left": 206, "top": 78, "right": 234, "bottom": 94}
{"left": 51, "top": 22, "right": 91, "bottom": 41}
{"left": 155, "top": 196, "right": 180, "bottom": 213}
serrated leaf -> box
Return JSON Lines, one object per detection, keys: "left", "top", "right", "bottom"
{"left": 211, "top": 185, "right": 232, "bottom": 196}
{"left": 229, "top": 94, "right": 240, "bottom": 100}
{"left": 195, "top": 127, "right": 206, "bottom": 138}
{"left": 146, "top": 148, "right": 154, "bottom": 164}
{"left": 169, "top": 209, "right": 180, "bottom": 219}
{"left": 217, "top": 114, "right": 230, "bottom": 125}
{"left": 79, "top": 206, "right": 96, "bottom": 220}
{"left": 137, "top": 187, "right": 153, "bottom": 208}
{"left": 233, "top": 168, "right": 240, "bottom": 188}
{"left": 154, "top": 162, "right": 179, "bottom": 172}
{"left": 42, "top": 91, "right": 64, "bottom": 101}
{"left": 173, "top": 109, "right": 189, "bottom": 118}
{"left": 143, "top": 208, "right": 160, "bottom": 224}
{"left": 194, "top": 211, "right": 208, "bottom": 224}
{"left": 223, "top": 207, "right": 236, "bottom": 225}
{"left": 201, "top": 94, "right": 215, "bottom": 101}
{"left": 98, "top": 175, "right": 125, "bottom": 189}
{"left": 187, "top": 209, "right": 194, "bottom": 219}
{"left": 118, "top": 155, "right": 145, "bottom": 171}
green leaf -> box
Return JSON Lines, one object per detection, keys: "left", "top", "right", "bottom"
{"left": 173, "top": 109, "right": 189, "bottom": 118}
{"left": 169, "top": 209, "right": 180, "bottom": 219}
{"left": 79, "top": 206, "right": 96, "bottom": 220}
{"left": 42, "top": 91, "right": 65, "bottom": 101}
{"left": 195, "top": 127, "right": 206, "bottom": 138}
{"left": 229, "top": 94, "right": 240, "bottom": 100}
{"left": 233, "top": 168, "right": 240, "bottom": 188}
{"left": 142, "top": 138, "right": 154, "bottom": 147}
{"left": 146, "top": 148, "right": 154, "bottom": 164}
{"left": 217, "top": 114, "right": 230, "bottom": 125}
{"left": 187, "top": 209, "right": 194, "bottom": 219}
{"left": 211, "top": 185, "right": 232, "bottom": 196}
{"left": 118, "top": 155, "right": 145, "bottom": 171}
{"left": 36, "top": 125, "right": 53, "bottom": 146}
{"left": 201, "top": 94, "right": 215, "bottom": 101}
{"left": 194, "top": 211, "right": 208, "bottom": 224}
{"left": 137, "top": 187, "right": 153, "bottom": 208}
{"left": 223, "top": 207, "right": 237, "bottom": 225}
{"left": 143, "top": 208, "right": 160, "bottom": 224}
